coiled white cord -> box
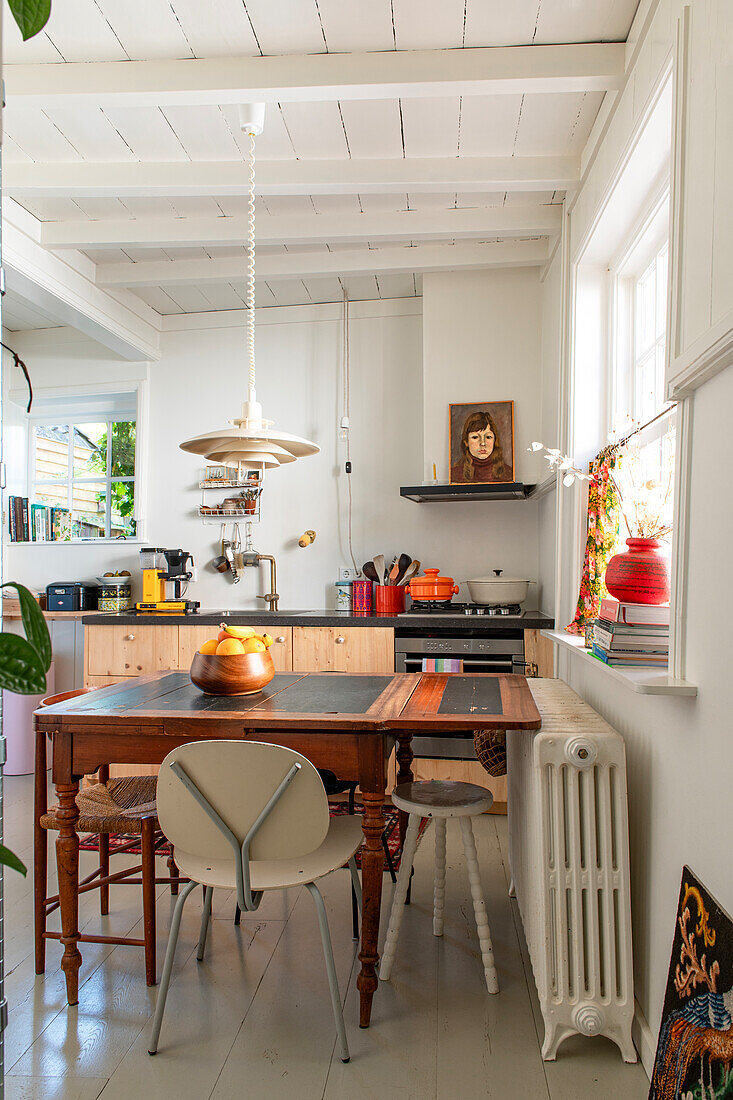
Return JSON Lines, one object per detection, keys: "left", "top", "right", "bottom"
{"left": 246, "top": 128, "right": 256, "bottom": 398}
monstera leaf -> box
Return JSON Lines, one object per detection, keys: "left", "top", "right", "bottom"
{"left": 7, "top": 0, "right": 51, "bottom": 40}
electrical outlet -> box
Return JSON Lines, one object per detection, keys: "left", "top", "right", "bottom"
{"left": 338, "top": 567, "right": 353, "bottom": 581}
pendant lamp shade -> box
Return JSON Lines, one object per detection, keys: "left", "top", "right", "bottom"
{"left": 178, "top": 105, "right": 318, "bottom": 468}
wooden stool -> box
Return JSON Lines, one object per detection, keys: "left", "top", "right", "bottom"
{"left": 379, "top": 780, "right": 499, "bottom": 994}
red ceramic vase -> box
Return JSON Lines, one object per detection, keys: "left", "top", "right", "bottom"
{"left": 604, "top": 537, "right": 670, "bottom": 605}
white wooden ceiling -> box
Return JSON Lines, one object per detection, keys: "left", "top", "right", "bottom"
{"left": 1, "top": 0, "right": 640, "bottom": 319}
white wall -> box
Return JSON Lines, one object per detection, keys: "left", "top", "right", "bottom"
{"left": 4, "top": 294, "right": 545, "bottom": 610}
{"left": 542, "top": 0, "right": 733, "bottom": 1074}
{"left": 422, "top": 268, "right": 548, "bottom": 488}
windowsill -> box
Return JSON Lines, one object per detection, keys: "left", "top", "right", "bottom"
{"left": 542, "top": 630, "right": 698, "bottom": 696}
{"left": 5, "top": 538, "right": 146, "bottom": 547}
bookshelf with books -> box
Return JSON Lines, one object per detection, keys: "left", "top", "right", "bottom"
{"left": 7, "top": 496, "right": 71, "bottom": 543}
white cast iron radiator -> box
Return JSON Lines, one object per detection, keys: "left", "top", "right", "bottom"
{"left": 507, "top": 678, "right": 636, "bottom": 1063}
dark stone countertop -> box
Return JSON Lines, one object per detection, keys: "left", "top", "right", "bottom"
{"left": 82, "top": 608, "right": 554, "bottom": 631}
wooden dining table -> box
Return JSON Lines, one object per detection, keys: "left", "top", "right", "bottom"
{"left": 35, "top": 669, "right": 541, "bottom": 1026}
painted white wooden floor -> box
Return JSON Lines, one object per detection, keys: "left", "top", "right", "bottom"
{"left": 2, "top": 774, "right": 649, "bottom": 1099}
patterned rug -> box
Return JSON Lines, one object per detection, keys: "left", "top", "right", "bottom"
{"left": 78, "top": 803, "right": 427, "bottom": 873}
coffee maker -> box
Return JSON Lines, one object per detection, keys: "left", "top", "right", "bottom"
{"left": 135, "top": 547, "right": 200, "bottom": 613}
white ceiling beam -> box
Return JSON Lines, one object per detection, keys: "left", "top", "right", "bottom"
{"left": 43, "top": 205, "right": 562, "bottom": 251}
{"left": 4, "top": 44, "right": 625, "bottom": 108}
{"left": 97, "top": 239, "right": 549, "bottom": 287}
{"left": 2, "top": 199, "right": 160, "bottom": 360}
{"left": 4, "top": 155, "right": 579, "bottom": 198}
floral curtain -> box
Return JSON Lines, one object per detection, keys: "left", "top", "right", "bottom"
{"left": 566, "top": 451, "right": 620, "bottom": 635}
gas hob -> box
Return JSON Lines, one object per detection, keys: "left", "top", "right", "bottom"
{"left": 400, "top": 601, "right": 524, "bottom": 617}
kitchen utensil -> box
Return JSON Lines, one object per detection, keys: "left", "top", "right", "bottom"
{"left": 406, "top": 567, "right": 459, "bottom": 603}
{"left": 375, "top": 585, "right": 406, "bottom": 614}
{"left": 464, "top": 569, "right": 530, "bottom": 606}
{"left": 190, "top": 649, "right": 275, "bottom": 696}
{"left": 394, "top": 553, "right": 412, "bottom": 585}
{"left": 373, "top": 554, "right": 386, "bottom": 585}
{"left": 362, "top": 561, "right": 380, "bottom": 584}
{"left": 400, "top": 560, "right": 421, "bottom": 585}
{"left": 211, "top": 555, "right": 229, "bottom": 574}
{"left": 388, "top": 561, "right": 400, "bottom": 585}
{"left": 222, "top": 538, "right": 239, "bottom": 584}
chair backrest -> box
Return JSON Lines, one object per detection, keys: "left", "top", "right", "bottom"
{"left": 157, "top": 740, "right": 330, "bottom": 864}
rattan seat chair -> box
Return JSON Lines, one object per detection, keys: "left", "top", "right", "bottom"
{"left": 35, "top": 689, "right": 181, "bottom": 987}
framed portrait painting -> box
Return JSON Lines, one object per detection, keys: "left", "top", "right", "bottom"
{"left": 449, "top": 401, "right": 515, "bottom": 485}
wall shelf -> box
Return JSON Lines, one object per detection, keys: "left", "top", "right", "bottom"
{"left": 400, "top": 482, "right": 536, "bottom": 503}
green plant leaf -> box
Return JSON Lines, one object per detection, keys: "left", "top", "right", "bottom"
{"left": 1, "top": 583, "right": 52, "bottom": 672}
{"left": 0, "top": 633, "right": 47, "bottom": 694}
{"left": 0, "top": 844, "right": 27, "bottom": 877}
{"left": 7, "top": 0, "right": 51, "bottom": 40}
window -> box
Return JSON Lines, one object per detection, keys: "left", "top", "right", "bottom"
{"left": 612, "top": 228, "right": 675, "bottom": 551}
{"left": 31, "top": 418, "right": 137, "bottom": 540}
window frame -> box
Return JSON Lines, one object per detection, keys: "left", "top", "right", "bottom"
{"left": 22, "top": 381, "right": 147, "bottom": 545}
{"left": 31, "top": 416, "right": 137, "bottom": 541}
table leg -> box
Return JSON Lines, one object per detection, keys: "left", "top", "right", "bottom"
{"left": 357, "top": 791, "right": 385, "bottom": 1028}
{"left": 55, "top": 779, "right": 81, "bottom": 1005}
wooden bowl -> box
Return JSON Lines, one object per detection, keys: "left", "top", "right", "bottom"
{"left": 189, "top": 649, "right": 275, "bottom": 696}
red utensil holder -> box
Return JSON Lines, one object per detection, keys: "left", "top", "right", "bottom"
{"left": 374, "top": 585, "right": 406, "bottom": 614}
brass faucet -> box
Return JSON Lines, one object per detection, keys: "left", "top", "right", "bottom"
{"left": 255, "top": 554, "right": 279, "bottom": 612}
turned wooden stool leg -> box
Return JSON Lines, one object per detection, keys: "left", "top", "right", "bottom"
{"left": 141, "top": 817, "right": 157, "bottom": 986}
{"left": 433, "top": 818, "right": 447, "bottom": 937}
{"left": 99, "top": 834, "right": 110, "bottom": 915}
{"left": 56, "top": 778, "right": 82, "bottom": 1005}
{"left": 379, "top": 813, "right": 423, "bottom": 983}
{"left": 459, "top": 816, "right": 499, "bottom": 994}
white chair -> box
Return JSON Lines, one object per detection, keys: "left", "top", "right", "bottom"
{"left": 148, "top": 740, "right": 363, "bottom": 1063}
{"left": 379, "top": 780, "right": 499, "bottom": 994}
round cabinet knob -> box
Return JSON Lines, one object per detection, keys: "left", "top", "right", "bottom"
{"left": 335, "top": 635, "right": 345, "bottom": 644}
{"left": 124, "top": 634, "right": 135, "bottom": 641}
{"left": 276, "top": 636, "right": 286, "bottom": 644}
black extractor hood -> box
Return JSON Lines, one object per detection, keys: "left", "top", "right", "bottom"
{"left": 400, "top": 482, "right": 536, "bottom": 503}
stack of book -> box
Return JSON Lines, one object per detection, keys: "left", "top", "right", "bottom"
{"left": 7, "top": 496, "right": 70, "bottom": 542}
{"left": 591, "top": 598, "right": 670, "bottom": 668}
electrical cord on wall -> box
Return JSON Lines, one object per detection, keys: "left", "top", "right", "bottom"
{"left": 1, "top": 341, "right": 32, "bottom": 412}
{"left": 341, "top": 289, "right": 360, "bottom": 577}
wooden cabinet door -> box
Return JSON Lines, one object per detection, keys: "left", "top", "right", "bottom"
{"left": 178, "top": 625, "right": 293, "bottom": 671}
{"left": 85, "top": 624, "right": 178, "bottom": 680}
{"left": 292, "top": 627, "right": 394, "bottom": 673}
{"left": 523, "top": 629, "right": 555, "bottom": 678}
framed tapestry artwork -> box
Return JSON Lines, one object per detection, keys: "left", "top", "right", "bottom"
{"left": 649, "top": 866, "right": 733, "bottom": 1100}
{"left": 449, "top": 401, "right": 515, "bottom": 485}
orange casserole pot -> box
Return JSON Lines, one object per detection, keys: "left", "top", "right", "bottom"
{"left": 406, "top": 567, "right": 459, "bottom": 602}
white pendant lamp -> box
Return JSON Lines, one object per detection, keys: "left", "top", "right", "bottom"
{"left": 179, "top": 103, "right": 319, "bottom": 467}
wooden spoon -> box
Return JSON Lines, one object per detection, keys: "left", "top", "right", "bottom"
{"left": 362, "top": 561, "right": 380, "bottom": 584}
{"left": 401, "top": 560, "right": 420, "bottom": 584}
{"left": 394, "top": 552, "right": 412, "bottom": 585}
{"left": 373, "top": 553, "right": 386, "bottom": 586}
{"left": 388, "top": 560, "right": 400, "bottom": 585}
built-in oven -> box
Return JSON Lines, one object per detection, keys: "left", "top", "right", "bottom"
{"left": 394, "top": 630, "right": 525, "bottom": 761}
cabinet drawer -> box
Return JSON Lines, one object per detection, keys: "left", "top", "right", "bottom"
{"left": 178, "top": 625, "right": 293, "bottom": 671}
{"left": 292, "top": 627, "right": 394, "bottom": 673}
{"left": 85, "top": 625, "right": 178, "bottom": 678}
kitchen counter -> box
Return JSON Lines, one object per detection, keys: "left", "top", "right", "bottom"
{"left": 81, "top": 608, "right": 555, "bottom": 630}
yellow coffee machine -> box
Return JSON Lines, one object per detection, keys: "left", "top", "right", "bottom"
{"left": 136, "top": 547, "right": 200, "bottom": 613}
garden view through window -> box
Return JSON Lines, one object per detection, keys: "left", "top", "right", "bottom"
{"left": 31, "top": 419, "right": 136, "bottom": 540}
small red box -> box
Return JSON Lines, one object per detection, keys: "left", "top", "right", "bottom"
{"left": 352, "top": 578, "right": 372, "bottom": 612}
